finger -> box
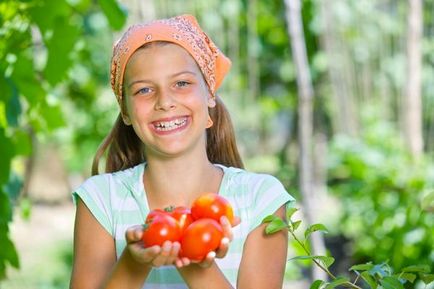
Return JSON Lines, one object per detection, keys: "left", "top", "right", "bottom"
{"left": 129, "top": 244, "right": 161, "bottom": 264}
{"left": 152, "top": 241, "right": 172, "bottom": 267}
{"left": 232, "top": 216, "right": 241, "bottom": 227}
{"left": 215, "top": 237, "right": 229, "bottom": 258}
{"left": 143, "top": 245, "right": 161, "bottom": 259}
{"left": 220, "top": 217, "right": 233, "bottom": 241}
{"left": 125, "top": 225, "right": 144, "bottom": 243}
{"left": 175, "top": 259, "right": 183, "bottom": 268}
{"left": 165, "top": 242, "right": 181, "bottom": 265}
{"left": 198, "top": 251, "right": 216, "bottom": 268}
{"left": 181, "top": 257, "right": 190, "bottom": 267}
{"left": 175, "top": 257, "right": 190, "bottom": 268}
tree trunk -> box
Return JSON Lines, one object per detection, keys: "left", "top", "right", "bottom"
{"left": 247, "top": 0, "right": 260, "bottom": 100}
{"left": 319, "top": 0, "right": 358, "bottom": 137}
{"left": 227, "top": 1, "right": 241, "bottom": 100}
{"left": 403, "top": 0, "right": 423, "bottom": 158}
{"left": 284, "top": 0, "right": 327, "bottom": 281}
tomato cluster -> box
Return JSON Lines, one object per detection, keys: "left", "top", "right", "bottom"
{"left": 142, "top": 193, "right": 234, "bottom": 261}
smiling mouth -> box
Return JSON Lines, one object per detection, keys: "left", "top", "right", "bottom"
{"left": 153, "top": 117, "right": 188, "bottom": 131}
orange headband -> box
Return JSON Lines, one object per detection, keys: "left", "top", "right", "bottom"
{"left": 110, "top": 14, "right": 232, "bottom": 105}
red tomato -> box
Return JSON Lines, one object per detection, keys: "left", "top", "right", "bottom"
{"left": 145, "top": 209, "right": 166, "bottom": 223}
{"left": 191, "top": 193, "right": 235, "bottom": 225}
{"left": 180, "top": 218, "right": 223, "bottom": 261}
{"left": 166, "top": 206, "right": 194, "bottom": 233}
{"left": 142, "top": 214, "right": 182, "bottom": 248}
{"left": 146, "top": 206, "right": 194, "bottom": 233}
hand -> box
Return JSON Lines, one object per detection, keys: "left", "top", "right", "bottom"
{"left": 177, "top": 215, "right": 241, "bottom": 269}
{"left": 215, "top": 215, "right": 240, "bottom": 258}
{"left": 125, "top": 225, "right": 183, "bottom": 268}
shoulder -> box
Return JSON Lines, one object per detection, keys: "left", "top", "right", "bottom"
{"left": 221, "top": 165, "right": 287, "bottom": 193}
{"left": 72, "top": 163, "right": 145, "bottom": 235}
{"left": 217, "top": 165, "right": 295, "bottom": 231}
{"left": 74, "top": 163, "right": 145, "bottom": 198}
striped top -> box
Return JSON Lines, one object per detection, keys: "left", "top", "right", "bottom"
{"left": 73, "top": 163, "right": 295, "bottom": 288}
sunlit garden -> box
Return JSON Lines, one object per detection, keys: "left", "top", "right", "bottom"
{"left": 1, "top": 0, "right": 433, "bottom": 288}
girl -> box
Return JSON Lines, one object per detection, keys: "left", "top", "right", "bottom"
{"left": 70, "top": 14, "right": 294, "bottom": 289}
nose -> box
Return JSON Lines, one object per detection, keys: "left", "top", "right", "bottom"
{"left": 154, "top": 88, "right": 176, "bottom": 111}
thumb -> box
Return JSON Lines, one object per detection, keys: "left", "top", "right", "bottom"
{"left": 125, "top": 225, "right": 144, "bottom": 243}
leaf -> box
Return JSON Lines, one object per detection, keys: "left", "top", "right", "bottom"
{"left": 0, "top": 128, "right": 14, "bottom": 184}
{"left": 361, "top": 271, "right": 378, "bottom": 289}
{"left": 421, "top": 190, "right": 434, "bottom": 212}
{"left": 290, "top": 255, "right": 335, "bottom": 269}
{"left": 291, "top": 220, "right": 302, "bottom": 231}
{"left": 317, "top": 256, "right": 335, "bottom": 269}
{"left": 350, "top": 262, "right": 374, "bottom": 272}
{"left": 0, "top": 231, "right": 20, "bottom": 268}
{"left": 44, "top": 18, "right": 80, "bottom": 85}
{"left": 265, "top": 216, "right": 287, "bottom": 234}
{"left": 11, "top": 53, "right": 45, "bottom": 106}
{"left": 38, "top": 102, "right": 65, "bottom": 132}
{"left": 28, "top": 0, "right": 70, "bottom": 34}
{"left": 3, "top": 172, "right": 23, "bottom": 202}
{"left": 0, "top": 188, "right": 13, "bottom": 224}
{"left": 380, "top": 276, "right": 404, "bottom": 289}
{"left": 397, "top": 273, "right": 416, "bottom": 283}
{"left": 0, "top": 188, "right": 20, "bottom": 280}
{"left": 98, "top": 0, "right": 127, "bottom": 30}
{"left": 0, "top": 75, "right": 17, "bottom": 127}
{"left": 5, "top": 88, "right": 21, "bottom": 127}
{"left": 19, "top": 198, "right": 32, "bottom": 220}
{"left": 286, "top": 207, "right": 298, "bottom": 220}
{"left": 310, "top": 279, "right": 325, "bottom": 289}
{"left": 419, "top": 273, "right": 434, "bottom": 285}
{"left": 0, "top": 102, "right": 6, "bottom": 128}
{"left": 325, "top": 277, "right": 350, "bottom": 289}
{"left": 262, "top": 214, "right": 278, "bottom": 224}
{"left": 305, "top": 223, "right": 328, "bottom": 240}
{"left": 369, "top": 262, "right": 392, "bottom": 278}
{"left": 401, "top": 265, "right": 430, "bottom": 273}
{"left": 11, "top": 129, "right": 32, "bottom": 156}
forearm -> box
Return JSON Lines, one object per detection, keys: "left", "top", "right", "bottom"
{"left": 178, "top": 262, "right": 233, "bottom": 289}
{"left": 102, "top": 249, "right": 152, "bottom": 289}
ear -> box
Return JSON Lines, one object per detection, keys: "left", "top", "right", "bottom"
{"left": 120, "top": 100, "right": 132, "bottom": 125}
{"left": 121, "top": 112, "right": 132, "bottom": 126}
{"left": 208, "top": 96, "right": 216, "bottom": 108}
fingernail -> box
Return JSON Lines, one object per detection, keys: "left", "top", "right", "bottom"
{"left": 221, "top": 216, "right": 228, "bottom": 225}
{"left": 209, "top": 251, "right": 216, "bottom": 258}
{"left": 221, "top": 237, "right": 229, "bottom": 245}
{"left": 163, "top": 241, "right": 171, "bottom": 251}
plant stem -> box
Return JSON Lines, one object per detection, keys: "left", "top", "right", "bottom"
{"left": 288, "top": 228, "right": 363, "bottom": 289}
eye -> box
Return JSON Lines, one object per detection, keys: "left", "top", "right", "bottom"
{"left": 135, "top": 87, "right": 152, "bottom": 95}
{"left": 175, "top": 81, "right": 190, "bottom": 88}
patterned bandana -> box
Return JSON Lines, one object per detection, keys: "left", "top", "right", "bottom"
{"left": 110, "top": 14, "right": 232, "bottom": 105}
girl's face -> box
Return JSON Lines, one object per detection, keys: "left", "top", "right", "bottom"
{"left": 123, "top": 43, "right": 215, "bottom": 159}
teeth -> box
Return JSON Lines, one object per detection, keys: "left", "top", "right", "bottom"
{"left": 155, "top": 118, "right": 187, "bottom": 131}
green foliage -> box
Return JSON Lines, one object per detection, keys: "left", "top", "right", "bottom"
{"left": 0, "top": 0, "right": 127, "bottom": 280}
{"left": 262, "top": 214, "right": 433, "bottom": 289}
{"left": 97, "top": 0, "right": 127, "bottom": 30}
{"left": 327, "top": 116, "right": 434, "bottom": 272}
{"left": 0, "top": 187, "right": 19, "bottom": 280}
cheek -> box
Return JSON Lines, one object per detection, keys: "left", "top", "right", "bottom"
{"left": 126, "top": 98, "right": 152, "bottom": 122}
{"left": 186, "top": 85, "right": 211, "bottom": 108}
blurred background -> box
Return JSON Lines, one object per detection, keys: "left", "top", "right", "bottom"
{"left": 0, "top": 0, "right": 433, "bottom": 288}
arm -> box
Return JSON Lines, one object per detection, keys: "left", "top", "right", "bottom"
{"left": 237, "top": 205, "right": 288, "bottom": 289}
{"left": 70, "top": 198, "right": 152, "bottom": 289}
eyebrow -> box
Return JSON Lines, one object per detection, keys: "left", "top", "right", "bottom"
{"left": 127, "top": 71, "right": 198, "bottom": 88}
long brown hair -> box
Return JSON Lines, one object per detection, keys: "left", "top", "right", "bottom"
{"left": 91, "top": 96, "right": 243, "bottom": 175}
